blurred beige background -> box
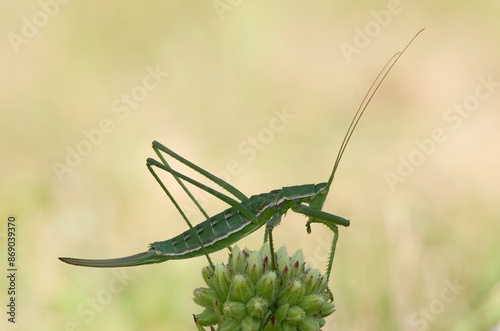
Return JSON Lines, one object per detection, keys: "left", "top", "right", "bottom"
{"left": 1, "top": 1, "right": 499, "bottom": 331}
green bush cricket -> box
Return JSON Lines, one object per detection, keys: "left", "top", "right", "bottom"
{"left": 60, "top": 30, "right": 423, "bottom": 282}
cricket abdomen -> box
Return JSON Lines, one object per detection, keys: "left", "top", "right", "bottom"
{"left": 152, "top": 203, "right": 260, "bottom": 260}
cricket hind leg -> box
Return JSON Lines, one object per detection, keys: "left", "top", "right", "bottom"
{"left": 152, "top": 141, "right": 248, "bottom": 202}
{"left": 147, "top": 142, "right": 257, "bottom": 269}
{"left": 148, "top": 145, "right": 256, "bottom": 224}
{"left": 151, "top": 141, "right": 251, "bottom": 256}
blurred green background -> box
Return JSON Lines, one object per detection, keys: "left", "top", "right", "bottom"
{"left": 1, "top": 1, "right": 499, "bottom": 330}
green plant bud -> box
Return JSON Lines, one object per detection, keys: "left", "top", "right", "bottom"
{"left": 276, "top": 246, "right": 290, "bottom": 274}
{"left": 220, "top": 317, "right": 241, "bottom": 331}
{"left": 259, "top": 243, "right": 271, "bottom": 258}
{"left": 297, "top": 315, "right": 319, "bottom": 331}
{"left": 195, "top": 308, "right": 219, "bottom": 326}
{"left": 256, "top": 271, "right": 279, "bottom": 302}
{"left": 193, "top": 288, "right": 220, "bottom": 309}
{"left": 229, "top": 274, "right": 255, "bottom": 302}
{"left": 214, "top": 264, "right": 232, "bottom": 299}
{"left": 246, "top": 296, "right": 269, "bottom": 319}
{"left": 315, "top": 275, "right": 328, "bottom": 295}
{"left": 309, "top": 275, "right": 326, "bottom": 295}
{"left": 273, "top": 303, "right": 289, "bottom": 323}
{"left": 202, "top": 265, "right": 215, "bottom": 289}
{"left": 297, "top": 294, "right": 325, "bottom": 315}
{"left": 300, "top": 269, "right": 320, "bottom": 294}
{"left": 291, "top": 261, "right": 305, "bottom": 281}
{"left": 223, "top": 301, "right": 247, "bottom": 320}
{"left": 281, "top": 265, "right": 292, "bottom": 286}
{"left": 319, "top": 302, "right": 335, "bottom": 317}
{"left": 289, "top": 250, "right": 305, "bottom": 279}
{"left": 318, "top": 318, "right": 326, "bottom": 328}
{"left": 246, "top": 251, "right": 264, "bottom": 284}
{"left": 229, "top": 246, "right": 247, "bottom": 274}
{"left": 278, "top": 280, "right": 305, "bottom": 306}
{"left": 259, "top": 244, "right": 272, "bottom": 272}
{"left": 289, "top": 249, "right": 304, "bottom": 264}
{"left": 284, "top": 306, "right": 305, "bottom": 325}
{"left": 241, "top": 315, "right": 260, "bottom": 331}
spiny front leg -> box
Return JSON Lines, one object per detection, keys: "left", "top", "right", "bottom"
{"left": 306, "top": 220, "right": 339, "bottom": 282}
{"left": 292, "top": 204, "right": 349, "bottom": 280}
{"left": 304, "top": 218, "right": 339, "bottom": 301}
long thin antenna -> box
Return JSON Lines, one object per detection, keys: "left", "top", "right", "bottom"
{"left": 325, "top": 28, "right": 425, "bottom": 191}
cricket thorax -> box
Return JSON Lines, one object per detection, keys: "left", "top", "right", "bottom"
{"left": 250, "top": 183, "right": 327, "bottom": 218}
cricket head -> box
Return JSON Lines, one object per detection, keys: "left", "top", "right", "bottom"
{"left": 309, "top": 182, "right": 329, "bottom": 210}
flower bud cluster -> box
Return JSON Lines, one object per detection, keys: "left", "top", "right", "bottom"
{"left": 193, "top": 244, "right": 335, "bottom": 331}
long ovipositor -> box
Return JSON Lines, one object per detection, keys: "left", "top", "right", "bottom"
{"left": 59, "top": 183, "right": 349, "bottom": 268}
